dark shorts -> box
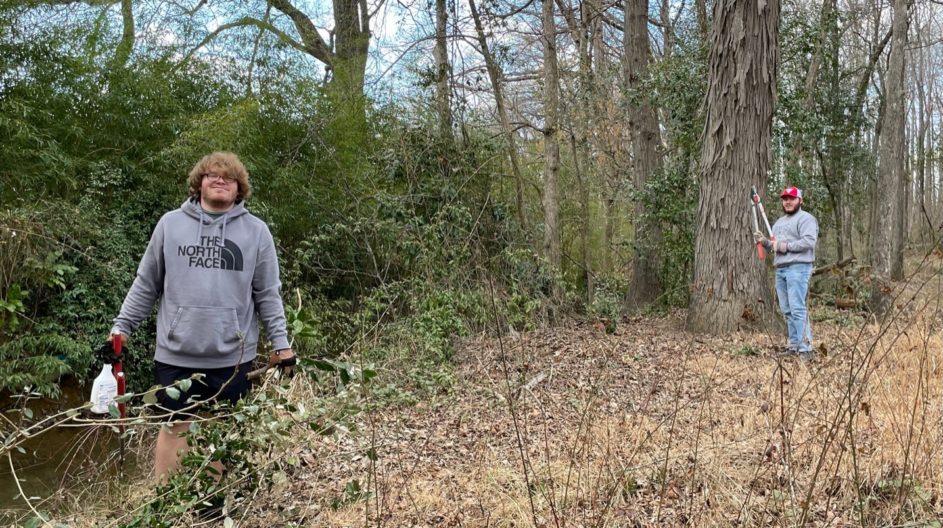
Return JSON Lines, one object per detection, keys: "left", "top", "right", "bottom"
{"left": 154, "top": 360, "right": 253, "bottom": 420}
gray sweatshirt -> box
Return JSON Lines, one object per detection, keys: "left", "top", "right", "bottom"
{"left": 765, "top": 208, "right": 818, "bottom": 267}
{"left": 112, "top": 198, "right": 290, "bottom": 368}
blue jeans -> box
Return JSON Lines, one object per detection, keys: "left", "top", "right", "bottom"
{"left": 775, "top": 263, "right": 813, "bottom": 352}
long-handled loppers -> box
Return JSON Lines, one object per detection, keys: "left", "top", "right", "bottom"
{"left": 112, "top": 334, "right": 126, "bottom": 423}
{"left": 751, "top": 186, "right": 774, "bottom": 259}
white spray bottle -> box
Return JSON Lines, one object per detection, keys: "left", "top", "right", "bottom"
{"left": 90, "top": 363, "right": 118, "bottom": 414}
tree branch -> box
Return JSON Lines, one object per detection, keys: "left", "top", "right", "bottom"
{"left": 267, "top": 0, "right": 334, "bottom": 65}
{"left": 366, "top": 0, "right": 387, "bottom": 21}
{"left": 246, "top": 5, "right": 272, "bottom": 95}
{"left": 852, "top": 28, "right": 892, "bottom": 111}
{"left": 20, "top": 0, "right": 117, "bottom": 6}
{"left": 176, "top": 17, "right": 309, "bottom": 69}
{"left": 183, "top": 0, "right": 207, "bottom": 16}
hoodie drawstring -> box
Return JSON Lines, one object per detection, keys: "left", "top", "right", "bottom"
{"left": 219, "top": 213, "right": 228, "bottom": 246}
{"left": 198, "top": 209, "right": 206, "bottom": 244}
{"left": 188, "top": 198, "right": 238, "bottom": 246}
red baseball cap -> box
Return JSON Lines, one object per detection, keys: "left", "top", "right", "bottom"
{"left": 781, "top": 186, "right": 802, "bottom": 199}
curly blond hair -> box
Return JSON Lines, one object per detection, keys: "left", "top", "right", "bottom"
{"left": 187, "top": 152, "right": 252, "bottom": 202}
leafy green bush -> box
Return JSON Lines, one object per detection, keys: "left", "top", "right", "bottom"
{"left": 0, "top": 335, "right": 79, "bottom": 397}
{"left": 639, "top": 162, "right": 697, "bottom": 308}
{"left": 636, "top": 27, "right": 705, "bottom": 308}
{"left": 0, "top": 207, "right": 95, "bottom": 394}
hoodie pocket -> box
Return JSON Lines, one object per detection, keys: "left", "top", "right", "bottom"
{"left": 167, "top": 306, "right": 243, "bottom": 356}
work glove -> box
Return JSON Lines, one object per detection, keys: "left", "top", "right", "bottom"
{"left": 95, "top": 340, "right": 129, "bottom": 365}
{"left": 269, "top": 349, "right": 298, "bottom": 377}
{"left": 753, "top": 232, "right": 787, "bottom": 254}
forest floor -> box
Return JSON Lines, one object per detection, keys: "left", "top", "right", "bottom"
{"left": 52, "top": 255, "right": 943, "bottom": 527}
{"left": 236, "top": 255, "right": 943, "bottom": 527}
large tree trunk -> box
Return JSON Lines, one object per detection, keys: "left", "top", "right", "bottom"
{"left": 625, "top": 0, "right": 664, "bottom": 311}
{"left": 330, "top": 0, "right": 370, "bottom": 100}
{"left": 111, "top": 0, "right": 134, "bottom": 68}
{"left": 327, "top": 0, "right": 371, "bottom": 164}
{"left": 687, "top": 0, "right": 781, "bottom": 334}
{"left": 468, "top": 0, "right": 528, "bottom": 231}
{"left": 541, "top": 0, "right": 562, "bottom": 278}
{"left": 434, "top": 0, "right": 452, "bottom": 142}
{"left": 870, "top": 0, "right": 909, "bottom": 316}
{"left": 265, "top": 0, "right": 370, "bottom": 134}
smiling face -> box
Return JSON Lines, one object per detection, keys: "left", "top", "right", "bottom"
{"left": 199, "top": 166, "right": 239, "bottom": 212}
{"left": 187, "top": 152, "right": 252, "bottom": 208}
{"left": 781, "top": 195, "right": 801, "bottom": 214}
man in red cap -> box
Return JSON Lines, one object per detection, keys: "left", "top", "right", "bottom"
{"left": 753, "top": 186, "right": 818, "bottom": 359}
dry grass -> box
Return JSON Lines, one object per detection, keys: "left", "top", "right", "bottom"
{"left": 55, "top": 257, "right": 943, "bottom": 527}
{"left": 294, "top": 261, "right": 943, "bottom": 527}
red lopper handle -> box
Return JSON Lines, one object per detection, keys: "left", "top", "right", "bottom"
{"left": 112, "top": 334, "right": 126, "bottom": 421}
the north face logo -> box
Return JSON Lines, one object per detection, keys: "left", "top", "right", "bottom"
{"left": 218, "top": 239, "right": 244, "bottom": 270}
{"left": 177, "top": 236, "right": 244, "bottom": 271}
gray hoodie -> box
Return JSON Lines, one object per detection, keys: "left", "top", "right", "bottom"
{"left": 112, "top": 198, "right": 290, "bottom": 368}
{"left": 765, "top": 208, "right": 818, "bottom": 267}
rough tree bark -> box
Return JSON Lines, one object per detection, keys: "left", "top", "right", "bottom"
{"left": 625, "top": 0, "right": 665, "bottom": 312}
{"left": 687, "top": 0, "right": 781, "bottom": 334}
{"left": 541, "top": 0, "right": 562, "bottom": 278}
{"left": 869, "top": 0, "right": 910, "bottom": 316}
{"left": 434, "top": 0, "right": 452, "bottom": 143}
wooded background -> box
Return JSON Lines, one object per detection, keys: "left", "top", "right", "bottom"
{"left": 0, "top": 0, "right": 939, "bottom": 393}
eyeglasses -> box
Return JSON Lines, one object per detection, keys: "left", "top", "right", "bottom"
{"left": 202, "top": 172, "right": 236, "bottom": 183}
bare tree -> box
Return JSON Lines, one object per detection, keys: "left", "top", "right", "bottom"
{"left": 870, "top": 0, "right": 910, "bottom": 316}
{"left": 625, "top": 0, "right": 665, "bottom": 311}
{"left": 178, "top": 0, "right": 378, "bottom": 125}
{"left": 556, "top": 0, "right": 603, "bottom": 301}
{"left": 542, "top": 0, "right": 562, "bottom": 278}
{"left": 911, "top": 9, "right": 934, "bottom": 243}
{"left": 28, "top": 0, "right": 135, "bottom": 67}
{"left": 434, "top": 0, "right": 452, "bottom": 142}
{"left": 687, "top": 0, "right": 781, "bottom": 334}
{"left": 467, "top": 0, "right": 529, "bottom": 231}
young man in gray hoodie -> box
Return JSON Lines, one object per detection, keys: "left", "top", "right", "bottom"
{"left": 753, "top": 186, "right": 818, "bottom": 359}
{"left": 110, "top": 151, "right": 296, "bottom": 481}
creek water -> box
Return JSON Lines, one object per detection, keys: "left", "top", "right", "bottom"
{"left": 0, "top": 380, "right": 145, "bottom": 524}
